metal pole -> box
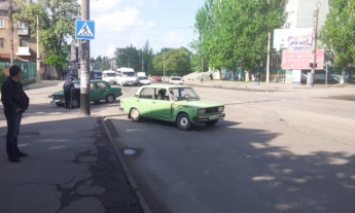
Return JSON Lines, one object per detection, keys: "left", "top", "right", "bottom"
{"left": 266, "top": 32, "right": 271, "bottom": 84}
{"left": 163, "top": 51, "right": 166, "bottom": 82}
{"left": 36, "top": 16, "right": 41, "bottom": 83}
{"left": 325, "top": 63, "right": 328, "bottom": 86}
{"left": 311, "top": 4, "right": 319, "bottom": 86}
{"left": 80, "top": 0, "right": 90, "bottom": 116}
{"left": 8, "top": 0, "right": 14, "bottom": 66}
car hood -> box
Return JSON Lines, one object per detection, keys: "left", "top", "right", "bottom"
{"left": 52, "top": 90, "right": 64, "bottom": 96}
{"left": 173, "top": 99, "right": 223, "bottom": 108}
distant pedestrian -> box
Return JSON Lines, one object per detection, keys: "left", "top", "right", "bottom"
{"left": 255, "top": 72, "right": 260, "bottom": 85}
{"left": 63, "top": 77, "right": 74, "bottom": 109}
{"left": 210, "top": 73, "right": 213, "bottom": 80}
{"left": 1, "top": 65, "right": 30, "bottom": 163}
{"left": 200, "top": 75, "right": 204, "bottom": 84}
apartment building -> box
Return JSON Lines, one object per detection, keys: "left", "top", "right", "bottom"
{"left": 284, "top": 0, "right": 330, "bottom": 29}
{"left": 0, "top": 0, "right": 37, "bottom": 63}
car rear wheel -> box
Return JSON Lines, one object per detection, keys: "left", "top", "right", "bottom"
{"left": 106, "top": 94, "right": 115, "bottom": 103}
{"left": 71, "top": 98, "right": 80, "bottom": 108}
{"left": 177, "top": 113, "right": 191, "bottom": 130}
{"left": 206, "top": 119, "right": 218, "bottom": 126}
{"left": 130, "top": 108, "right": 141, "bottom": 122}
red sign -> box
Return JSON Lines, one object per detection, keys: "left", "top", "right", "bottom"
{"left": 282, "top": 49, "right": 324, "bottom": 70}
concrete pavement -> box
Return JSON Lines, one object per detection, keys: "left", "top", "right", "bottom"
{"left": 0, "top": 81, "right": 144, "bottom": 213}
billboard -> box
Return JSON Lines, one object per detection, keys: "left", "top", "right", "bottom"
{"left": 282, "top": 49, "right": 324, "bottom": 70}
{"left": 273, "top": 28, "right": 314, "bottom": 50}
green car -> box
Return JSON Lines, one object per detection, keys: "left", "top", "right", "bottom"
{"left": 51, "top": 80, "right": 122, "bottom": 107}
{"left": 119, "top": 84, "right": 225, "bottom": 130}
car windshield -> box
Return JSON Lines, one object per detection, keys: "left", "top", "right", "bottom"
{"left": 104, "top": 73, "right": 116, "bottom": 77}
{"left": 140, "top": 77, "right": 148, "bottom": 80}
{"left": 169, "top": 87, "right": 199, "bottom": 101}
{"left": 171, "top": 77, "right": 181, "bottom": 81}
{"left": 122, "top": 72, "right": 135, "bottom": 77}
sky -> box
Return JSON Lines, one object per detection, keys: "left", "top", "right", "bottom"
{"left": 78, "top": 0, "right": 205, "bottom": 58}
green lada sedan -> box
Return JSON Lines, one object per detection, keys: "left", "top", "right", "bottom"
{"left": 51, "top": 80, "right": 122, "bottom": 107}
{"left": 119, "top": 84, "right": 225, "bottom": 130}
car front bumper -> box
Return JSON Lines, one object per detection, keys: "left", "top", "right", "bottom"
{"left": 192, "top": 113, "right": 225, "bottom": 123}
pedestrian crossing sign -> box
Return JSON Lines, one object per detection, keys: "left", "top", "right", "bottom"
{"left": 75, "top": 20, "right": 95, "bottom": 40}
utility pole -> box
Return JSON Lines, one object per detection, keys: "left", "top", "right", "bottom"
{"left": 36, "top": 15, "right": 41, "bottom": 84}
{"left": 266, "top": 32, "right": 271, "bottom": 84}
{"left": 8, "top": 0, "right": 14, "bottom": 66}
{"left": 310, "top": 3, "right": 320, "bottom": 87}
{"left": 80, "top": 0, "right": 90, "bottom": 116}
{"left": 141, "top": 49, "right": 144, "bottom": 72}
{"left": 163, "top": 51, "right": 166, "bottom": 82}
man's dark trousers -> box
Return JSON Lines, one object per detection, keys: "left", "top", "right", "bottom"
{"left": 5, "top": 111, "right": 23, "bottom": 157}
{"left": 64, "top": 92, "right": 71, "bottom": 108}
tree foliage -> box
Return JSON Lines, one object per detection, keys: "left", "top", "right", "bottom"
{"left": 319, "top": 0, "right": 355, "bottom": 67}
{"left": 90, "top": 56, "right": 111, "bottom": 70}
{"left": 14, "top": 0, "right": 80, "bottom": 70}
{"left": 152, "top": 47, "right": 192, "bottom": 76}
{"left": 194, "top": 0, "right": 284, "bottom": 70}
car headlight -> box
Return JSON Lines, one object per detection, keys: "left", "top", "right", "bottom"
{"left": 218, "top": 106, "right": 224, "bottom": 112}
{"left": 197, "top": 109, "right": 206, "bottom": 115}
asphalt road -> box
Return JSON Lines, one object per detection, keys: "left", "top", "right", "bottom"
{"left": 101, "top": 85, "right": 355, "bottom": 213}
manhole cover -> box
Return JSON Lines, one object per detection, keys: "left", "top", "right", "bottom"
{"left": 123, "top": 149, "right": 136, "bottom": 155}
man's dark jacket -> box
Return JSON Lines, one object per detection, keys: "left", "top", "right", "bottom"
{"left": 63, "top": 80, "right": 74, "bottom": 93}
{"left": 1, "top": 77, "right": 30, "bottom": 113}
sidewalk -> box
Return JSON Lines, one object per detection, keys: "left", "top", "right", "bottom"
{"left": 0, "top": 80, "right": 144, "bottom": 213}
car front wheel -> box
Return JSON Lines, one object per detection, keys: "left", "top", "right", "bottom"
{"left": 177, "top": 113, "right": 191, "bottom": 130}
{"left": 71, "top": 98, "right": 80, "bottom": 108}
{"left": 130, "top": 108, "right": 141, "bottom": 122}
{"left": 106, "top": 94, "right": 115, "bottom": 103}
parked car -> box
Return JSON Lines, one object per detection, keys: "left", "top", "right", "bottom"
{"left": 90, "top": 70, "right": 102, "bottom": 80}
{"left": 102, "top": 70, "right": 117, "bottom": 84}
{"left": 151, "top": 75, "right": 162, "bottom": 82}
{"left": 138, "top": 76, "right": 151, "bottom": 85}
{"left": 50, "top": 80, "right": 122, "bottom": 108}
{"left": 119, "top": 85, "right": 225, "bottom": 130}
{"left": 169, "top": 76, "right": 183, "bottom": 85}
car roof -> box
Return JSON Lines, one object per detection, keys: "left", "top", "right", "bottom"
{"left": 139, "top": 84, "right": 190, "bottom": 89}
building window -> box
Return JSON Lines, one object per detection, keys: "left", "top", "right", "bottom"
{"left": 0, "top": 38, "right": 4, "bottom": 48}
{"left": 19, "top": 38, "right": 29, "bottom": 47}
{"left": 17, "top": 21, "right": 28, "bottom": 29}
{"left": 0, "top": 18, "right": 4, "bottom": 28}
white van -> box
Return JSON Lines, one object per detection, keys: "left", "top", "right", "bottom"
{"left": 102, "top": 70, "right": 117, "bottom": 84}
{"left": 116, "top": 67, "right": 138, "bottom": 86}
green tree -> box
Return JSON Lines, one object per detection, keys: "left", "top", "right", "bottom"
{"left": 153, "top": 47, "right": 192, "bottom": 76}
{"left": 14, "top": 0, "right": 80, "bottom": 77}
{"left": 115, "top": 45, "right": 140, "bottom": 71}
{"left": 319, "top": 0, "right": 355, "bottom": 68}
{"left": 141, "top": 41, "right": 154, "bottom": 74}
{"left": 194, "top": 0, "right": 284, "bottom": 71}
{"left": 91, "top": 56, "right": 111, "bottom": 70}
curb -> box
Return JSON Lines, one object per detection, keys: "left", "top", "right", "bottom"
{"left": 100, "top": 117, "right": 152, "bottom": 213}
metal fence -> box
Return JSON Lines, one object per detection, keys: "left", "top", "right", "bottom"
{"left": 220, "top": 67, "right": 355, "bottom": 84}
{"left": 0, "top": 60, "right": 37, "bottom": 81}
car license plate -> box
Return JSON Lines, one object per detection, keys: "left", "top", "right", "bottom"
{"left": 209, "top": 115, "right": 219, "bottom": 120}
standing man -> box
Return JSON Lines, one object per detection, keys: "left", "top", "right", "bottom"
{"left": 63, "top": 77, "right": 74, "bottom": 109}
{"left": 1, "top": 65, "right": 30, "bottom": 163}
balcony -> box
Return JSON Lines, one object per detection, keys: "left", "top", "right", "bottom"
{"left": 16, "top": 47, "right": 31, "bottom": 56}
{"left": 17, "top": 28, "right": 29, "bottom": 35}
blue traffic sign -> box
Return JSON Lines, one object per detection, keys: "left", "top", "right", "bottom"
{"left": 75, "top": 20, "right": 95, "bottom": 40}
